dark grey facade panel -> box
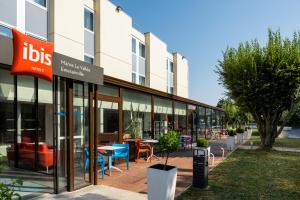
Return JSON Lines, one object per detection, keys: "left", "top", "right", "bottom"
{"left": 0, "top": 35, "right": 13, "bottom": 66}
{"left": 0, "top": 0, "right": 17, "bottom": 27}
{"left": 84, "top": 30, "right": 94, "bottom": 56}
{"left": 25, "top": 1, "right": 47, "bottom": 39}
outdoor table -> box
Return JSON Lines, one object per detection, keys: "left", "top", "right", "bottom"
{"left": 142, "top": 139, "right": 159, "bottom": 162}
{"left": 97, "top": 145, "right": 125, "bottom": 176}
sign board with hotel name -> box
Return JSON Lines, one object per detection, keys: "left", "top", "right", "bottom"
{"left": 53, "top": 53, "right": 103, "bottom": 85}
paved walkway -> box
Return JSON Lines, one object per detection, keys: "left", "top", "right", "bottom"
{"left": 31, "top": 185, "right": 147, "bottom": 200}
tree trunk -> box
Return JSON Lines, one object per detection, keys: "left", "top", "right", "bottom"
{"left": 258, "top": 118, "right": 278, "bottom": 150}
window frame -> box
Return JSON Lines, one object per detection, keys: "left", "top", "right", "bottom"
{"left": 84, "top": 7, "right": 94, "bottom": 33}
{"left": 139, "top": 42, "right": 146, "bottom": 59}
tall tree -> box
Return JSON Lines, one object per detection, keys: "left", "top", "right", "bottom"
{"left": 217, "top": 30, "right": 300, "bottom": 150}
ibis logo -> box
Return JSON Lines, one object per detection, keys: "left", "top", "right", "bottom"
{"left": 11, "top": 29, "right": 54, "bottom": 81}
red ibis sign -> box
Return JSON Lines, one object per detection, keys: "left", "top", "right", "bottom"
{"left": 11, "top": 29, "right": 54, "bottom": 81}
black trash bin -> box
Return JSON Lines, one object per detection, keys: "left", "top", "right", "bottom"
{"left": 192, "top": 148, "right": 208, "bottom": 188}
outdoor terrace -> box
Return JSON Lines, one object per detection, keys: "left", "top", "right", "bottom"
{"left": 97, "top": 137, "right": 229, "bottom": 197}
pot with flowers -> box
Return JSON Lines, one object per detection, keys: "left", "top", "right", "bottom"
{"left": 147, "top": 131, "right": 179, "bottom": 200}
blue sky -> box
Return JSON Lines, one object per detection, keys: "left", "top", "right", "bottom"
{"left": 111, "top": 0, "right": 300, "bottom": 106}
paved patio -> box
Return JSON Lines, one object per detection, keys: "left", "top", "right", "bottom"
{"left": 98, "top": 137, "right": 229, "bottom": 197}
{"left": 32, "top": 137, "right": 230, "bottom": 200}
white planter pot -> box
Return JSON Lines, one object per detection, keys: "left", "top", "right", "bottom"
{"left": 226, "top": 136, "right": 235, "bottom": 151}
{"left": 247, "top": 129, "right": 252, "bottom": 138}
{"left": 147, "top": 164, "right": 177, "bottom": 200}
{"left": 237, "top": 133, "right": 243, "bottom": 144}
{"left": 243, "top": 131, "right": 248, "bottom": 141}
{"left": 234, "top": 135, "right": 238, "bottom": 144}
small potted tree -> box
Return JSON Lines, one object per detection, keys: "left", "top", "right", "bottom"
{"left": 147, "top": 131, "right": 179, "bottom": 200}
{"left": 226, "top": 129, "right": 236, "bottom": 150}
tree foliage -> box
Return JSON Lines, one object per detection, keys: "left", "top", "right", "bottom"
{"left": 217, "top": 29, "right": 300, "bottom": 149}
{"left": 217, "top": 98, "right": 252, "bottom": 128}
{"left": 159, "top": 131, "right": 179, "bottom": 169}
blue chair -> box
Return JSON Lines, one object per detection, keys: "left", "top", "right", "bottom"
{"left": 111, "top": 143, "right": 129, "bottom": 170}
{"left": 84, "top": 148, "right": 105, "bottom": 178}
{"left": 84, "top": 148, "right": 90, "bottom": 171}
{"left": 97, "top": 152, "right": 105, "bottom": 178}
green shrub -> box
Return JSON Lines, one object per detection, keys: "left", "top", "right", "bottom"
{"left": 252, "top": 130, "right": 260, "bottom": 136}
{"left": 228, "top": 128, "right": 236, "bottom": 136}
{"left": 236, "top": 127, "right": 244, "bottom": 133}
{"left": 196, "top": 138, "right": 209, "bottom": 148}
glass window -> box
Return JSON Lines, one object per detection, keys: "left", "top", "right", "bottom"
{"left": 73, "top": 82, "right": 90, "bottom": 186}
{"left": 37, "top": 79, "right": 54, "bottom": 174}
{"left": 84, "top": 8, "right": 94, "bottom": 32}
{"left": 174, "top": 101, "right": 186, "bottom": 135}
{"left": 139, "top": 76, "right": 145, "bottom": 86}
{"left": 132, "top": 73, "right": 136, "bottom": 84}
{"left": 56, "top": 77, "right": 67, "bottom": 190}
{"left": 98, "top": 101, "right": 119, "bottom": 144}
{"left": 170, "top": 87, "right": 174, "bottom": 94}
{"left": 31, "top": 0, "right": 46, "bottom": 7}
{"left": 0, "top": 25, "right": 12, "bottom": 38}
{"left": 170, "top": 62, "right": 174, "bottom": 73}
{"left": 198, "top": 106, "right": 206, "bottom": 134}
{"left": 98, "top": 84, "right": 119, "bottom": 97}
{"left": 84, "top": 55, "right": 94, "bottom": 64}
{"left": 139, "top": 43, "right": 145, "bottom": 58}
{"left": 123, "top": 89, "right": 151, "bottom": 139}
{"left": 132, "top": 38, "right": 136, "bottom": 53}
{"left": 154, "top": 97, "right": 173, "bottom": 139}
{"left": 0, "top": 69, "right": 15, "bottom": 169}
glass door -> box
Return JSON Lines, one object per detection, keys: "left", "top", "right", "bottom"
{"left": 73, "top": 82, "right": 90, "bottom": 189}
{"left": 97, "top": 99, "right": 119, "bottom": 145}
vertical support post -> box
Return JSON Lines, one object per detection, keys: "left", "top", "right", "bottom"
{"left": 53, "top": 76, "right": 59, "bottom": 194}
{"left": 186, "top": 104, "right": 188, "bottom": 136}
{"left": 151, "top": 95, "right": 154, "bottom": 139}
{"left": 66, "top": 79, "right": 74, "bottom": 191}
{"left": 118, "top": 88, "right": 123, "bottom": 143}
{"left": 172, "top": 100, "right": 175, "bottom": 131}
{"left": 34, "top": 77, "right": 39, "bottom": 171}
{"left": 88, "top": 83, "right": 94, "bottom": 184}
{"left": 13, "top": 76, "right": 18, "bottom": 168}
{"left": 204, "top": 108, "right": 207, "bottom": 139}
{"left": 93, "top": 85, "right": 98, "bottom": 185}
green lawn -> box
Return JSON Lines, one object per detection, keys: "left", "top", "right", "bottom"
{"left": 245, "top": 136, "right": 300, "bottom": 149}
{"left": 178, "top": 149, "right": 300, "bottom": 200}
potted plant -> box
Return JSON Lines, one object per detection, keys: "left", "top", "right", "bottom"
{"left": 236, "top": 127, "right": 244, "bottom": 143}
{"left": 196, "top": 138, "right": 210, "bottom": 156}
{"left": 123, "top": 105, "right": 142, "bottom": 161}
{"left": 147, "top": 131, "right": 179, "bottom": 200}
{"left": 247, "top": 126, "right": 252, "bottom": 139}
{"left": 226, "top": 129, "right": 236, "bottom": 150}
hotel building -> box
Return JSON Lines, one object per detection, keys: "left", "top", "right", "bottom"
{"left": 0, "top": 0, "right": 224, "bottom": 196}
